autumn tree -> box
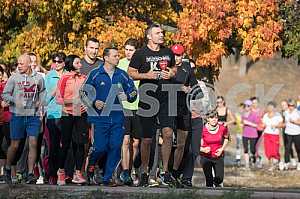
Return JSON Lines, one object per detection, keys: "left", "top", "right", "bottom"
{"left": 279, "top": 0, "right": 300, "bottom": 64}
{"left": 0, "top": 0, "right": 287, "bottom": 79}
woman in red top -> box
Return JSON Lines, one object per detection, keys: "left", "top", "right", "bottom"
{"left": 200, "top": 110, "right": 229, "bottom": 187}
{"left": 55, "top": 55, "right": 88, "bottom": 185}
{"left": 0, "top": 67, "right": 11, "bottom": 176}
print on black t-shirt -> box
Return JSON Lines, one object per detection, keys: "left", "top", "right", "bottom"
{"left": 129, "top": 46, "right": 175, "bottom": 109}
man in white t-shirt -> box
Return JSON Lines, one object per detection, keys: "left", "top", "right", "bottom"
{"left": 262, "top": 101, "right": 283, "bottom": 170}
{"left": 283, "top": 99, "right": 300, "bottom": 170}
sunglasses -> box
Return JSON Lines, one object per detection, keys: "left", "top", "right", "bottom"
{"left": 53, "top": 60, "right": 64, "bottom": 64}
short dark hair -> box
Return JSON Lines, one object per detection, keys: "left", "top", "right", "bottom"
{"left": 52, "top": 52, "right": 66, "bottom": 61}
{"left": 206, "top": 109, "right": 218, "bottom": 119}
{"left": 250, "top": 96, "right": 259, "bottom": 102}
{"left": 124, "top": 38, "right": 139, "bottom": 49}
{"left": 144, "top": 23, "right": 162, "bottom": 42}
{"left": 103, "top": 47, "right": 118, "bottom": 60}
{"left": 0, "top": 66, "right": 4, "bottom": 75}
{"left": 267, "top": 101, "right": 277, "bottom": 108}
{"left": 86, "top": 37, "right": 99, "bottom": 47}
{"left": 239, "top": 102, "right": 245, "bottom": 108}
{"left": 28, "top": 52, "right": 36, "bottom": 57}
{"left": 64, "top": 55, "right": 80, "bottom": 72}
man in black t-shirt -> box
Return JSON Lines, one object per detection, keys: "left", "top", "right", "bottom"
{"left": 128, "top": 23, "right": 177, "bottom": 187}
{"left": 80, "top": 37, "right": 103, "bottom": 75}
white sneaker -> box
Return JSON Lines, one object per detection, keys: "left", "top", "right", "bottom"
{"left": 279, "top": 162, "right": 285, "bottom": 171}
{"left": 284, "top": 163, "right": 289, "bottom": 170}
{"left": 291, "top": 159, "right": 297, "bottom": 167}
{"left": 148, "top": 178, "right": 160, "bottom": 187}
{"left": 131, "top": 169, "right": 139, "bottom": 187}
{"left": 36, "top": 176, "right": 44, "bottom": 185}
{"left": 297, "top": 163, "right": 300, "bottom": 171}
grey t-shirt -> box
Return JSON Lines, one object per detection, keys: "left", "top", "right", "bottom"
{"left": 80, "top": 58, "right": 103, "bottom": 75}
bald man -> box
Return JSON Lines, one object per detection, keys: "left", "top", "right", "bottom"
{"left": 2, "top": 54, "right": 45, "bottom": 184}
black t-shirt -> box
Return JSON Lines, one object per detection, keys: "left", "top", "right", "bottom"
{"left": 174, "top": 61, "right": 198, "bottom": 110}
{"left": 129, "top": 46, "right": 175, "bottom": 108}
{"left": 80, "top": 58, "right": 103, "bottom": 75}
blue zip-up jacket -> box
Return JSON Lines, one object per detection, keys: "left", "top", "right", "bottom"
{"left": 45, "top": 70, "right": 62, "bottom": 119}
{"left": 79, "top": 65, "right": 137, "bottom": 124}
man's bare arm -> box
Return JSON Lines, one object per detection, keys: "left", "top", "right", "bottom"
{"left": 127, "top": 67, "right": 159, "bottom": 80}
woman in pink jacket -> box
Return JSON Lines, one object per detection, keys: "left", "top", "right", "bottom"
{"left": 56, "top": 55, "right": 88, "bottom": 185}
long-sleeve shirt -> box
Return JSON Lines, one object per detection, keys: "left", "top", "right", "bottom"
{"left": 2, "top": 70, "right": 45, "bottom": 116}
{"left": 79, "top": 64, "right": 137, "bottom": 124}
{"left": 56, "top": 71, "right": 86, "bottom": 116}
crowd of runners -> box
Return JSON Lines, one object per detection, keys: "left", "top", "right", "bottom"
{"left": 0, "top": 23, "right": 299, "bottom": 188}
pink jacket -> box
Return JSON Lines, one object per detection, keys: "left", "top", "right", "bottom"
{"left": 56, "top": 72, "right": 86, "bottom": 116}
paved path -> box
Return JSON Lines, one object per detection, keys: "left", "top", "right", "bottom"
{"left": 1, "top": 184, "right": 300, "bottom": 199}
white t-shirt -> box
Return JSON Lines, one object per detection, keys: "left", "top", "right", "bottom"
{"left": 262, "top": 112, "right": 283, "bottom": 135}
{"left": 284, "top": 109, "right": 300, "bottom": 135}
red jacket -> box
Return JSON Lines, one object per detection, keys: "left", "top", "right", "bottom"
{"left": 0, "top": 81, "right": 11, "bottom": 124}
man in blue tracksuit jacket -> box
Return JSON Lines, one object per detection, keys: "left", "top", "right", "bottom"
{"left": 79, "top": 47, "right": 137, "bottom": 185}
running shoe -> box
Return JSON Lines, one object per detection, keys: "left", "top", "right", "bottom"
{"left": 161, "top": 172, "right": 176, "bottom": 187}
{"left": 36, "top": 176, "right": 44, "bottom": 185}
{"left": 26, "top": 173, "right": 37, "bottom": 184}
{"left": 120, "top": 170, "right": 132, "bottom": 186}
{"left": 72, "top": 171, "right": 86, "bottom": 184}
{"left": 181, "top": 178, "right": 193, "bottom": 188}
{"left": 148, "top": 178, "right": 160, "bottom": 187}
{"left": 139, "top": 173, "right": 149, "bottom": 187}
{"left": 4, "top": 168, "right": 11, "bottom": 184}
{"left": 131, "top": 170, "right": 139, "bottom": 186}
{"left": 57, "top": 169, "right": 66, "bottom": 186}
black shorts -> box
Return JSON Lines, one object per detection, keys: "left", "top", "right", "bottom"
{"left": 138, "top": 103, "right": 175, "bottom": 139}
{"left": 176, "top": 106, "right": 191, "bottom": 131}
{"left": 123, "top": 110, "right": 141, "bottom": 139}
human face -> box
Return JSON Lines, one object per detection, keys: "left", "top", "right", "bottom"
{"left": 29, "top": 55, "right": 38, "bottom": 70}
{"left": 124, "top": 45, "right": 136, "bottom": 61}
{"left": 281, "top": 101, "right": 288, "bottom": 111}
{"left": 85, "top": 41, "right": 99, "bottom": 60}
{"left": 207, "top": 115, "right": 218, "bottom": 126}
{"left": 53, "top": 57, "right": 65, "bottom": 71}
{"left": 190, "top": 62, "right": 195, "bottom": 69}
{"left": 252, "top": 99, "right": 258, "bottom": 109}
{"left": 175, "top": 54, "right": 183, "bottom": 66}
{"left": 2, "top": 72, "right": 8, "bottom": 81}
{"left": 245, "top": 104, "right": 251, "bottom": 112}
{"left": 148, "top": 27, "right": 164, "bottom": 45}
{"left": 216, "top": 98, "right": 224, "bottom": 108}
{"left": 73, "top": 58, "right": 82, "bottom": 72}
{"left": 17, "top": 55, "right": 31, "bottom": 74}
{"left": 239, "top": 105, "right": 244, "bottom": 113}
{"left": 267, "top": 104, "right": 275, "bottom": 113}
{"left": 288, "top": 104, "right": 295, "bottom": 111}
{"left": 105, "top": 49, "right": 120, "bottom": 67}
